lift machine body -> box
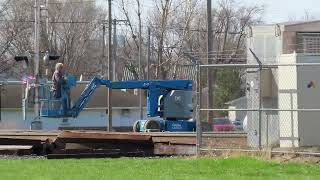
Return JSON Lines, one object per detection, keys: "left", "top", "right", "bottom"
{"left": 38, "top": 76, "right": 195, "bottom": 132}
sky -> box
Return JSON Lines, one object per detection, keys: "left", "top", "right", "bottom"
{"left": 97, "top": 0, "right": 320, "bottom": 24}
{"left": 240, "top": 0, "right": 320, "bottom": 23}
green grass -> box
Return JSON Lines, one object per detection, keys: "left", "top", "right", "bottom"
{"left": 0, "top": 156, "right": 319, "bottom": 180}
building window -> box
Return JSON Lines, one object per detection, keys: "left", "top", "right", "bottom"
{"left": 297, "top": 33, "right": 320, "bottom": 54}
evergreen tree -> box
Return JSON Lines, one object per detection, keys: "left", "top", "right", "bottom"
{"left": 214, "top": 69, "right": 244, "bottom": 116}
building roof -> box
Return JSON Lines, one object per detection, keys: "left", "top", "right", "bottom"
{"left": 255, "top": 19, "right": 320, "bottom": 27}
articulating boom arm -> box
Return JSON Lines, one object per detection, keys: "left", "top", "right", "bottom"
{"left": 110, "top": 80, "right": 192, "bottom": 90}
{"left": 69, "top": 77, "right": 192, "bottom": 118}
{"left": 70, "top": 77, "right": 110, "bottom": 117}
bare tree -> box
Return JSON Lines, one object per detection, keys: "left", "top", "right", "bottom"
{"left": 0, "top": 0, "right": 108, "bottom": 79}
{"left": 0, "top": 0, "right": 34, "bottom": 77}
{"left": 116, "top": 0, "right": 147, "bottom": 80}
{"left": 46, "top": 1, "right": 106, "bottom": 78}
{"left": 0, "top": 0, "right": 263, "bottom": 82}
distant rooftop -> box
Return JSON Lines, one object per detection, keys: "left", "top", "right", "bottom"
{"left": 256, "top": 19, "right": 320, "bottom": 27}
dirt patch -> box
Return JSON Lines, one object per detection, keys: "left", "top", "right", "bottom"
{"left": 271, "top": 153, "right": 320, "bottom": 164}
{"left": 201, "top": 149, "right": 320, "bottom": 164}
{"left": 202, "top": 136, "right": 247, "bottom": 149}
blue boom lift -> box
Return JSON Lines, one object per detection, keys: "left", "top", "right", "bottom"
{"left": 38, "top": 76, "right": 195, "bottom": 132}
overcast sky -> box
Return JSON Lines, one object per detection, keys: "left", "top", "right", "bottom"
{"left": 96, "top": 0, "right": 320, "bottom": 23}
{"left": 240, "top": 0, "right": 320, "bottom": 23}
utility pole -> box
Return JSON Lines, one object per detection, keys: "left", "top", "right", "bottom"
{"left": 207, "top": 0, "right": 214, "bottom": 122}
{"left": 0, "top": 84, "right": 2, "bottom": 122}
{"left": 111, "top": 19, "right": 127, "bottom": 81}
{"left": 107, "top": 0, "right": 112, "bottom": 131}
{"left": 43, "top": 0, "right": 50, "bottom": 78}
{"left": 45, "top": 0, "right": 49, "bottom": 35}
{"left": 137, "top": 1, "right": 143, "bottom": 120}
{"left": 32, "top": 0, "right": 41, "bottom": 129}
{"left": 102, "top": 22, "right": 106, "bottom": 75}
{"left": 147, "top": 27, "right": 151, "bottom": 80}
{"left": 112, "top": 19, "right": 117, "bottom": 81}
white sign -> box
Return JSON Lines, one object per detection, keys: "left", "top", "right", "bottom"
{"left": 250, "top": 81, "right": 254, "bottom": 88}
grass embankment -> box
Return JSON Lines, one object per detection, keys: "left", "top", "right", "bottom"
{"left": 0, "top": 156, "right": 319, "bottom": 180}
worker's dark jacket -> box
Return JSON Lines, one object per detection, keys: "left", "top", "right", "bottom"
{"left": 52, "top": 71, "right": 63, "bottom": 98}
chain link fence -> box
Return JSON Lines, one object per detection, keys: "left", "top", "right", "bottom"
{"left": 195, "top": 61, "right": 320, "bottom": 156}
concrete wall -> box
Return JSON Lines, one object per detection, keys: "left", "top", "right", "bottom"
{"left": 0, "top": 82, "right": 146, "bottom": 108}
{"left": 296, "top": 55, "right": 320, "bottom": 146}
{"left": 246, "top": 71, "right": 260, "bottom": 147}
{"left": 246, "top": 25, "right": 281, "bottom": 147}
{"left": 0, "top": 108, "right": 147, "bottom": 130}
{"left": 0, "top": 81, "right": 148, "bottom": 130}
{"left": 278, "top": 54, "right": 320, "bottom": 147}
{"left": 249, "top": 21, "right": 320, "bottom": 59}
{"left": 282, "top": 31, "right": 297, "bottom": 54}
{"left": 282, "top": 21, "right": 320, "bottom": 54}
{"left": 247, "top": 25, "right": 282, "bottom": 64}
{"left": 278, "top": 54, "right": 299, "bottom": 147}
{"left": 285, "top": 21, "right": 320, "bottom": 32}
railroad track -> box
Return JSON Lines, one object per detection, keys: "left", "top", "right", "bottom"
{"left": 0, "top": 130, "right": 247, "bottom": 158}
{"left": 0, "top": 130, "right": 246, "bottom": 137}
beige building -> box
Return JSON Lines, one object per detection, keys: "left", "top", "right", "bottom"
{"left": 247, "top": 20, "right": 320, "bottom": 148}
{"left": 0, "top": 81, "right": 146, "bottom": 130}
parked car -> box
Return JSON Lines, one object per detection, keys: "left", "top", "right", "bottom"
{"left": 232, "top": 119, "right": 243, "bottom": 130}
{"left": 210, "top": 118, "right": 235, "bottom": 131}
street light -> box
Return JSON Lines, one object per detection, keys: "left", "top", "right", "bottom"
{"left": 14, "top": 56, "right": 28, "bottom": 62}
{"left": 15, "top": 56, "right": 29, "bottom": 69}
{"left": 43, "top": 51, "right": 60, "bottom": 76}
{"left": 43, "top": 51, "right": 60, "bottom": 62}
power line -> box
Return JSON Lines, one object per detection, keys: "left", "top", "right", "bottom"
{"left": 0, "top": 19, "right": 34, "bottom": 23}
{"left": 11, "top": 0, "right": 95, "bottom": 5}
{"left": 0, "top": 19, "right": 245, "bottom": 34}
{"left": 48, "top": 1, "right": 95, "bottom": 4}
{"left": 0, "top": 19, "right": 104, "bottom": 24}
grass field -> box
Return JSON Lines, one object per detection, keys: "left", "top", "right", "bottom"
{"left": 0, "top": 156, "right": 319, "bottom": 180}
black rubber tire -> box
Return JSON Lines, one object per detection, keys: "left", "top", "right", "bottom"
{"left": 144, "top": 120, "right": 160, "bottom": 130}
{"left": 133, "top": 121, "right": 140, "bottom": 132}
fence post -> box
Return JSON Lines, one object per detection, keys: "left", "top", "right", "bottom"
{"left": 266, "top": 114, "right": 269, "bottom": 147}
{"left": 249, "top": 49, "right": 263, "bottom": 150}
{"left": 258, "top": 67, "right": 262, "bottom": 149}
{"left": 196, "top": 63, "right": 202, "bottom": 157}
